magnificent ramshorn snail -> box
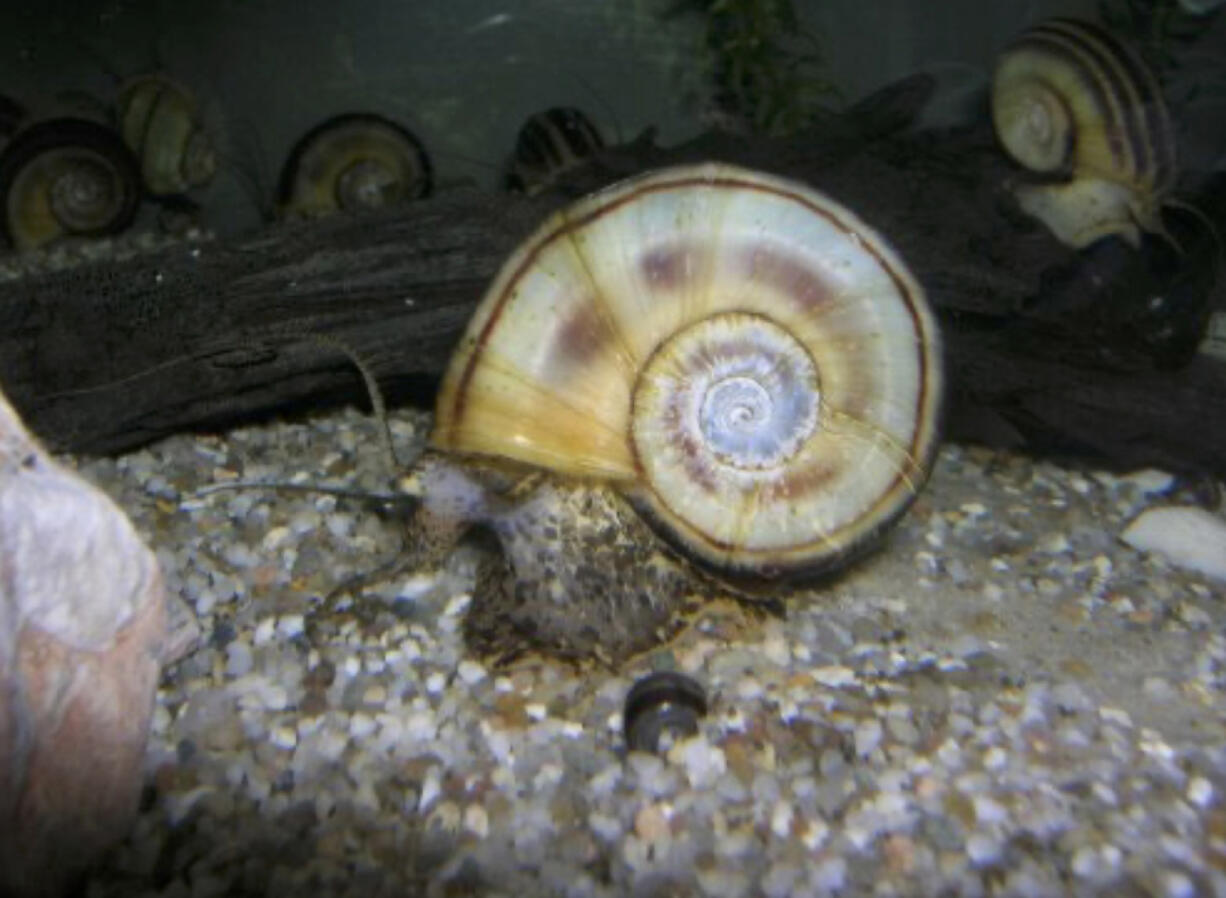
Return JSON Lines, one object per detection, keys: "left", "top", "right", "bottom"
{"left": 0, "top": 117, "right": 141, "bottom": 250}
{"left": 117, "top": 74, "right": 217, "bottom": 197}
{"left": 505, "top": 106, "right": 605, "bottom": 195}
{"left": 991, "top": 17, "right": 1177, "bottom": 249}
{"left": 398, "top": 162, "right": 943, "bottom": 663}
{"left": 277, "top": 112, "right": 432, "bottom": 218}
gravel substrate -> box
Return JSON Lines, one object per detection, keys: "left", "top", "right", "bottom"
{"left": 64, "top": 404, "right": 1226, "bottom": 898}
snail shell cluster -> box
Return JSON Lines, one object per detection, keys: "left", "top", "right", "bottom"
{"left": 402, "top": 162, "right": 943, "bottom": 662}
{"left": 117, "top": 74, "right": 217, "bottom": 197}
{"left": 277, "top": 112, "right": 432, "bottom": 219}
{"left": 0, "top": 117, "right": 141, "bottom": 250}
{"left": 505, "top": 106, "right": 605, "bottom": 195}
{"left": 991, "top": 17, "right": 1177, "bottom": 249}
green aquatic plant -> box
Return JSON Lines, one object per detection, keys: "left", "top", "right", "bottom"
{"left": 666, "top": 0, "right": 840, "bottom": 136}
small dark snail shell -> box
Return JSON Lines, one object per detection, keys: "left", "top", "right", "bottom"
{"left": 623, "top": 671, "right": 708, "bottom": 754}
{"left": 117, "top": 74, "right": 217, "bottom": 197}
{"left": 505, "top": 106, "right": 604, "bottom": 195}
{"left": 0, "top": 117, "right": 141, "bottom": 251}
{"left": 991, "top": 17, "right": 1177, "bottom": 249}
{"left": 428, "top": 162, "right": 943, "bottom": 586}
{"left": 277, "top": 112, "right": 432, "bottom": 219}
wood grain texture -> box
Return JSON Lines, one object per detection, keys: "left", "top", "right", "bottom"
{"left": 0, "top": 94, "right": 1222, "bottom": 475}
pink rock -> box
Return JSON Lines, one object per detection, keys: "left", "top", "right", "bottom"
{"left": 0, "top": 391, "right": 167, "bottom": 898}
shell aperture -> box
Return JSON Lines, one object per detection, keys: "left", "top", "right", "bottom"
{"left": 432, "top": 163, "right": 943, "bottom": 583}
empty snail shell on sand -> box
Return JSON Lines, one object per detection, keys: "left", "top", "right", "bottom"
{"left": 623, "top": 671, "right": 708, "bottom": 754}
{"left": 0, "top": 117, "right": 141, "bottom": 251}
{"left": 991, "top": 17, "right": 1177, "bottom": 249}
{"left": 505, "top": 106, "right": 605, "bottom": 195}
{"left": 117, "top": 74, "right": 217, "bottom": 197}
{"left": 277, "top": 112, "right": 432, "bottom": 219}
{"left": 400, "top": 162, "right": 943, "bottom": 663}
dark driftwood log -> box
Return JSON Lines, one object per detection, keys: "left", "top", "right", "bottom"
{"left": 0, "top": 93, "right": 1223, "bottom": 476}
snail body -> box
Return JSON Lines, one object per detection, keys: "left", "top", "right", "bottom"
{"left": 117, "top": 74, "right": 217, "bottom": 197}
{"left": 400, "top": 163, "right": 943, "bottom": 662}
{"left": 0, "top": 117, "right": 141, "bottom": 251}
{"left": 505, "top": 106, "right": 605, "bottom": 195}
{"left": 991, "top": 17, "right": 1177, "bottom": 249}
{"left": 277, "top": 112, "right": 431, "bottom": 219}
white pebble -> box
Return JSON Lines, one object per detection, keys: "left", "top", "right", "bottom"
{"left": 1118, "top": 468, "right": 1176, "bottom": 495}
{"left": 588, "top": 811, "right": 622, "bottom": 842}
{"left": 404, "top": 710, "right": 437, "bottom": 743}
{"left": 811, "top": 665, "right": 857, "bottom": 688}
{"left": 769, "top": 799, "right": 793, "bottom": 838}
{"left": 672, "top": 736, "right": 726, "bottom": 789}
{"left": 966, "top": 832, "right": 1002, "bottom": 866}
{"left": 252, "top": 617, "right": 276, "bottom": 646}
{"left": 1122, "top": 505, "right": 1226, "bottom": 581}
{"left": 426, "top": 671, "right": 447, "bottom": 694}
{"left": 349, "top": 712, "right": 376, "bottom": 739}
{"left": 798, "top": 818, "right": 829, "bottom": 850}
{"left": 418, "top": 766, "right": 442, "bottom": 811}
{"left": 854, "top": 719, "right": 883, "bottom": 757}
{"left": 974, "top": 794, "right": 1008, "bottom": 825}
{"left": 761, "top": 634, "right": 791, "bottom": 666}
{"left": 1099, "top": 707, "right": 1133, "bottom": 728}
{"left": 457, "top": 659, "right": 487, "bottom": 685}
{"left": 1187, "top": 776, "right": 1214, "bottom": 808}
{"left": 270, "top": 725, "right": 297, "bottom": 751}
{"left": 277, "top": 614, "right": 305, "bottom": 638}
{"left": 1160, "top": 871, "right": 1196, "bottom": 898}
{"left": 464, "top": 803, "right": 490, "bottom": 839}
{"left": 261, "top": 526, "right": 291, "bottom": 551}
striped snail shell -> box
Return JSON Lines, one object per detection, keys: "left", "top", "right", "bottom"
{"left": 505, "top": 107, "right": 604, "bottom": 195}
{"left": 0, "top": 117, "right": 141, "bottom": 251}
{"left": 277, "top": 112, "right": 432, "bottom": 219}
{"left": 427, "top": 162, "right": 943, "bottom": 586}
{"left": 991, "top": 17, "right": 1176, "bottom": 249}
{"left": 117, "top": 74, "right": 217, "bottom": 196}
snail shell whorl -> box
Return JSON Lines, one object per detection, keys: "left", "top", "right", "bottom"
{"left": 991, "top": 18, "right": 1176, "bottom": 247}
{"left": 0, "top": 118, "right": 141, "bottom": 250}
{"left": 432, "top": 163, "right": 943, "bottom": 582}
{"left": 277, "top": 113, "right": 432, "bottom": 219}
{"left": 118, "top": 75, "right": 217, "bottom": 196}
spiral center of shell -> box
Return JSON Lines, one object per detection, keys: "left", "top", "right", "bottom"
{"left": 336, "top": 159, "right": 398, "bottom": 210}
{"left": 634, "top": 313, "right": 820, "bottom": 474}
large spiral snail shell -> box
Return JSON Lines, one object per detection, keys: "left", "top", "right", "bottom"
{"left": 277, "top": 112, "right": 432, "bottom": 219}
{"left": 427, "top": 162, "right": 943, "bottom": 586}
{"left": 0, "top": 117, "right": 141, "bottom": 251}
{"left": 991, "top": 17, "right": 1177, "bottom": 249}
{"left": 117, "top": 74, "right": 217, "bottom": 197}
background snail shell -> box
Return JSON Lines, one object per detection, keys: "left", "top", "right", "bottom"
{"left": 991, "top": 17, "right": 1177, "bottom": 249}
{"left": 0, "top": 117, "right": 141, "bottom": 251}
{"left": 430, "top": 162, "right": 943, "bottom": 586}
{"left": 117, "top": 74, "right": 217, "bottom": 197}
{"left": 0, "top": 94, "right": 27, "bottom": 140}
{"left": 505, "top": 106, "right": 605, "bottom": 195}
{"left": 277, "top": 112, "right": 432, "bottom": 219}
